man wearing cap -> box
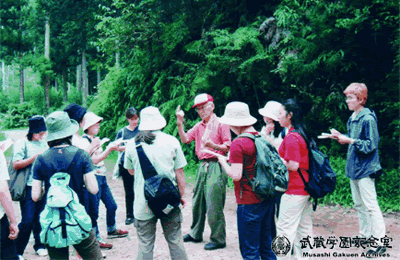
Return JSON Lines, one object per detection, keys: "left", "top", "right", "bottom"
{"left": 176, "top": 93, "right": 231, "bottom": 251}
{"left": 124, "top": 107, "right": 189, "bottom": 260}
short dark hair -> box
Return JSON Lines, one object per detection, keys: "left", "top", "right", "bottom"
{"left": 27, "top": 133, "right": 33, "bottom": 141}
{"left": 48, "top": 136, "right": 73, "bottom": 147}
{"left": 135, "top": 131, "right": 156, "bottom": 145}
{"left": 126, "top": 107, "right": 138, "bottom": 119}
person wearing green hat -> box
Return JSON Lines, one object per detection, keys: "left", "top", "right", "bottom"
{"left": 12, "top": 115, "right": 49, "bottom": 259}
{"left": 31, "top": 111, "right": 102, "bottom": 260}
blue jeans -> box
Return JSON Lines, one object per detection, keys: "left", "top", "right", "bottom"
{"left": 16, "top": 186, "right": 46, "bottom": 255}
{"left": 237, "top": 200, "right": 277, "bottom": 260}
{"left": 90, "top": 175, "right": 118, "bottom": 238}
{"left": 0, "top": 215, "right": 18, "bottom": 259}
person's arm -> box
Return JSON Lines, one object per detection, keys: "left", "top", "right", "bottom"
{"left": 175, "top": 168, "right": 185, "bottom": 197}
{"left": 85, "top": 137, "right": 102, "bottom": 155}
{"left": 281, "top": 159, "right": 300, "bottom": 172}
{"left": 128, "top": 169, "right": 135, "bottom": 176}
{"left": 91, "top": 141, "right": 120, "bottom": 165}
{"left": 13, "top": 155, "right": 38, "bottom": 170}
{"left": 31, "top": 179, "right": 43, "bottom": 202}
{"left": 176, "top": 105, "right": 190, "bottom": 143}
{"left": 84, "top": 172, "right": 99, "bottom": 194}
{"left": 218, "top": 156, "right": 242, "bottom": 181}
{"left": 0, "top": 181, "right": 18, "bottom": 227}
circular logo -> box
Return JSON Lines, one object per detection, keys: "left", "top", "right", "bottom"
{"left": 272, "top": 235, "right": 291, "bottom": 257}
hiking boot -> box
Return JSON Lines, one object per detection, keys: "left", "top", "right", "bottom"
{"left": 107, "top": 229, "right": 129, "bottom": 239}
{"left": 204, "top": 242, "right": 226, "bottom": 250}
{"left": 183, "top": 234, "right": 202, "bottom": 243}
{"left": 99, "top": 241, "right": 113, "bottom": 249}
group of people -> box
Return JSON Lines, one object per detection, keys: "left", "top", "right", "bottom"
{"left": 0, "top": 82, "right": 387, "bottom": 260}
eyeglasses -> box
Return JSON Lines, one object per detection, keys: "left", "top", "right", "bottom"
{"left": 196, "top": 104, "right": 209, "bottom": 112}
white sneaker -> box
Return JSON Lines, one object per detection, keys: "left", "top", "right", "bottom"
{"left": 36, "top": 248, "right": 49, "bottom": 257}
{"left": 17, "top": 255, "right": 24, "bottom": 260}
{"left": 102, "top": 251, "right": 107, "bottom": 258}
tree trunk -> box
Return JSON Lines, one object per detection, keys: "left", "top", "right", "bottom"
{"left": 55, "top": 79, "right": 58, "bottom": 92}
{"left": 19, "top": 63, "right": 24, "bottom": 103}
{"left": 115, "top": 52, "right": 120, "bottom": 69}
{"left": 1, "top": 62, "right": 6, "bottom": 91}
{"left": 62, "top": 71, "right": 68, "bottom": 102}
{"left": 82, "top": 51, "right": 88, "bottom": 106}
{"left": 97, "top": 70, "right": 101, "bottom": 88}
{"left": 76, "top": 65, "right": 82, "bottom": 91}
{"left": 44, "top": 16, "right": 50, "bottom": 110}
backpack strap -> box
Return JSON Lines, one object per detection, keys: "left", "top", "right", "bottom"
{"left": 82, "top": 135, "right": 92, "bottom": 143}
{"left": 135, "top": 140, "right": 158, "bottom": 180}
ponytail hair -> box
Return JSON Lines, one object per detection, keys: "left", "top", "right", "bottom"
{"left": 282, "top": 98, "right": 316, "bottom": 149}
{"left": 135, "top": 131, "right": 156, "bottom": 145}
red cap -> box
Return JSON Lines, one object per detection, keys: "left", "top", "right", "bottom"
{"left": 192, "top": 94, "right": 214, "bottom": 108}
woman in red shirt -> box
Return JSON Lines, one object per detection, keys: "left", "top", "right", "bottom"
{"left": 218, "top": 101, "right": 277, "bottom": 260}
{"left": 275, "top": 99, "right": 313, "bottom": 260}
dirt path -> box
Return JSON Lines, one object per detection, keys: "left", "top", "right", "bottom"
{"left": 15, "top": 173, "right": 399, "bottom": 260}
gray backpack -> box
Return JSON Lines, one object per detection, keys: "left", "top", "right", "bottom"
{"left": 238, "top": 133, "right": 289, "bottom": 198}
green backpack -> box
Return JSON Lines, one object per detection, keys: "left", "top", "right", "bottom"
{"left": 40, "top": 150, "right": 92, "bottom": 248}
{"left": 238, "top": 133, "right": 289, "bottom": 198}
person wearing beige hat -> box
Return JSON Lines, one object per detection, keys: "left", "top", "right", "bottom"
{"left": 217, "top": 101, "right": 277, "bottom": 260}
{"left": 81, "top": 112, "right": 128, "bottom": 249}
{"left": 258, "top": 101, "right": 287, "bottom": 151}
{"left": 176, "top": 93, "right": 231, "bottom": 251}
{"left": 124, "top": 106, "right": 188, "bottom": 260}
{"left": 31, "top": 111, "right": 102, "bottom": 260}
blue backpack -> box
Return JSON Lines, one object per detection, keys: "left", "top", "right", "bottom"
{"left": 293, "top": 131, "right": 336, "bottom": 210}
{"left": 40, "top": 150, "right": 92, "bottom": 248}
{"left": 238, "top": 133, "right": 289, "bottom": 198}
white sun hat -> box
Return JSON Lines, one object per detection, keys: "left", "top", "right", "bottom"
{"left": 138, "top": 106, "right": 167, "bottom": 131}
{"left": 258, "top": 101, "right": 283, "bottom": 121}
{"left": 219, "top": 102, "right": 257, "bottom": 126}
{"left": 82, "top": 111, "right": 103, "bottom": 132}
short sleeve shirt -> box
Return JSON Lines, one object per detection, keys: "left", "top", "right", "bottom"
{"left": 278, "top": 128, "right": 309, "bottom": 195}
{"left": 12, "top": 138, "right": 48, "bottom": 186}
{"left": 0, "top": 151, "right": 10, "bottom": 218}
{"left": 116, "top": 126, "right": 140, "bottom": 165}
{"left": 229, "top": 132, "right": 263, "bottom": 204}
{"left": 186, "top": 117, "right": 231, "bottom": 160}
{"left": 124, "top": 131, "right": 187, "bottom": 221}
{"left": 32, "top": 146, "right": 96, "bottom": 210}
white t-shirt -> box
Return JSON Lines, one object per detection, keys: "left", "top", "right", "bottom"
{"left": 0, "top": 151, "right": 10, "bottom": 218}
{"left": 124, "top": 131, "right": 187, "bottom": 220}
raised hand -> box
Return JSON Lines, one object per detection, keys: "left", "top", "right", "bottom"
{"left": 176, "top": 105, "right": 185, "bottom": 125}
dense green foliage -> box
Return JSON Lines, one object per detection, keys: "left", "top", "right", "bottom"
{"left": 0, "top": 0, "right": 398, "bottom": 210}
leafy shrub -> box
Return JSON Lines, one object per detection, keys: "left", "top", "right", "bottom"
{"left": 322, "top": 156, "right": 399, "bottom": 212}
{"left": 1, "top": 102, "right": 40, "bottom": 129}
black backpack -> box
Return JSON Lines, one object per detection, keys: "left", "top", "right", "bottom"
{"left": 238, "top": 133, "right": 289, "bottom": 199}
{"left": 293, "top": 131, "right": 336, "bottom": 210}
{"left": 136, "top": 141, "right": 181, "bottom": 218}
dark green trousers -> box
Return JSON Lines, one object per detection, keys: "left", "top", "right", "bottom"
{"left": 189, "top": 161, "right": 227, "bottom": 245}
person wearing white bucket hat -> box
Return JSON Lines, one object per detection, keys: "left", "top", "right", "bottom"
{"left": 81, "top": 112, "right": 128, "bottom": 248}
{"left": 124, "top": 106, "right": 188, "bottom": 260}
{"left": 258, "top": 101, "right": 287, "bottom": 151}
{"left": 217, "top": 102, "right": 277, "bottom": 260}
{"left": 31, "top": 111, "right": 102, "bottom": 259}
{"left": 176, "top": 93, "right": 231, "bottom": 251}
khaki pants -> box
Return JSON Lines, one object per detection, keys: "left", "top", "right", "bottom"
{"left": 189, "top": 161, "right": 227, "bottom": 245}
{"left": 350, "top": 177, "right": 385, "bottom": 240}
{"left": 135, "top": 208, "right": 188, "bottom": 260}
{"left": 276, "top": 194, "right": 313, "bottom": 260}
